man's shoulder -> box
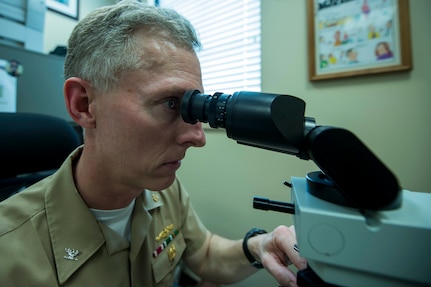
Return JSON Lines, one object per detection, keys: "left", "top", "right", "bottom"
{"left": 0, "top": 180, "right": 47, "bottom": 237}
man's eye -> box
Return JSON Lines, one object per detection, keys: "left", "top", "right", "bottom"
{"left": 163, "top": 98, "right": 179, "bottom": 110}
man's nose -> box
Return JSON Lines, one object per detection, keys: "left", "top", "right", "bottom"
{"left": 178, "top": 121, "right": 206, "bottom": 148}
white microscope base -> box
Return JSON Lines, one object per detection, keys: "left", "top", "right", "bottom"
{"left": 291, "top": 177, "right": 431, "bottom": 287}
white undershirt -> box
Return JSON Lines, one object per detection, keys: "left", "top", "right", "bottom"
{"left": 90, "top": 199, "right": 136, "bottom": 242}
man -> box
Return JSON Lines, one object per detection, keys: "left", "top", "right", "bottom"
{"left": 0, "top": 1, "right": 306, "bottom": 286}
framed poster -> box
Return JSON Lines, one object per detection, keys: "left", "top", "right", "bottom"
{"left": 47, "top": 0, "right": 79, "bottom": 20}
{"left": 307, "top": 0, "right": 412, "bottom": 81}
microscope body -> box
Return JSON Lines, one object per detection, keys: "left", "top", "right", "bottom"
{"left": 292, "top": 177, "right": 431, "bottom": 287}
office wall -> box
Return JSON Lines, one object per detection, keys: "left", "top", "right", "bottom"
{"left": 260, "top": 0, "right": 430, "bottom": 194}
{"left": 43, "top": 0, "right": 116, "bottom": 54}
{"left": 178, "top": 1, "right": 431, "bottom": 287}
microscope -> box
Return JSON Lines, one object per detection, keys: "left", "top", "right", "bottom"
{"left": 181, "top": 90, "right": 431, "bottom": 287}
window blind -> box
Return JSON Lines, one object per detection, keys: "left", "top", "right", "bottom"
{"left": 158, "top": 0, "right": 261, "bottom": 95}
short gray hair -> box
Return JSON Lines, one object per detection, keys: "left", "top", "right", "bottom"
{"left": 64, "top": 0, "right": 201, "bottom": 92}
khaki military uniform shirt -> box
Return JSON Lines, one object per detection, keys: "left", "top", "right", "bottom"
{"left": 0, "top": 147, "right": 208, "bottom": 286}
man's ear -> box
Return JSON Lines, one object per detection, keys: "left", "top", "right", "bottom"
{"left": 64, "top": 77, "right": 96, "bottom": 128}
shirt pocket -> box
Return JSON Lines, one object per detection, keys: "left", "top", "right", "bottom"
{"left": 152, "top": 231, "right": 186, "bottom": 285}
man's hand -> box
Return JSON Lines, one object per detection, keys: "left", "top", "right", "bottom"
{"left": 257, "top": 225, "right": 307, "bottom": 287}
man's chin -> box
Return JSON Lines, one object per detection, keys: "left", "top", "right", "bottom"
{"left": 146, "top": 174, "right": 177, "bottom": 191}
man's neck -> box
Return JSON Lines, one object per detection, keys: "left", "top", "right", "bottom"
{"left": 73, "top": 148, "right": 142, "bottom": 210}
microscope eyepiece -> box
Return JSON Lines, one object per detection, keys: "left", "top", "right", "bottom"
{"left": 181, "top": 89, "right": 307, "bottom": 157}
{"left": 181, "top": 90, "right": 231, "bottom": 128}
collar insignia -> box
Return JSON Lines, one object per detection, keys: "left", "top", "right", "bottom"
{"left": 64, "top": 248, "right": 80, "bottom": 261}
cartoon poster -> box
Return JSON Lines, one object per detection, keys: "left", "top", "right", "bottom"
{"left": 314, "top": 0, "right": 401, "bottom": 75}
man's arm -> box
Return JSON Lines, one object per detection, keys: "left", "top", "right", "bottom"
{"left": 184, "top": 225, "right": 307, "bottom": 286}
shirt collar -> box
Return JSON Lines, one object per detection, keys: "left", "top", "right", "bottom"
{"left": 45, "top": 147, "right": 162, "bottom": 283}
{"left": 143, "top": 189, "right": 163, "bottom": 210}
{"left": 45, "top": 147, "right": 106, "bottom": 284}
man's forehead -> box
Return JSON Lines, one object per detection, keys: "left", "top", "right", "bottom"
{"left": 134, "top": 35, "right": 197, "bottom": 71}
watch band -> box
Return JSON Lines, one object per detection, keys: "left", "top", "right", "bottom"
{"left": 242, "top": 228, "right": 267, "bottom": 269}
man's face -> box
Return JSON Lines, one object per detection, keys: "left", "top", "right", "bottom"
{"left": 89, "top": 37, "right": 206, "bottom": 191}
